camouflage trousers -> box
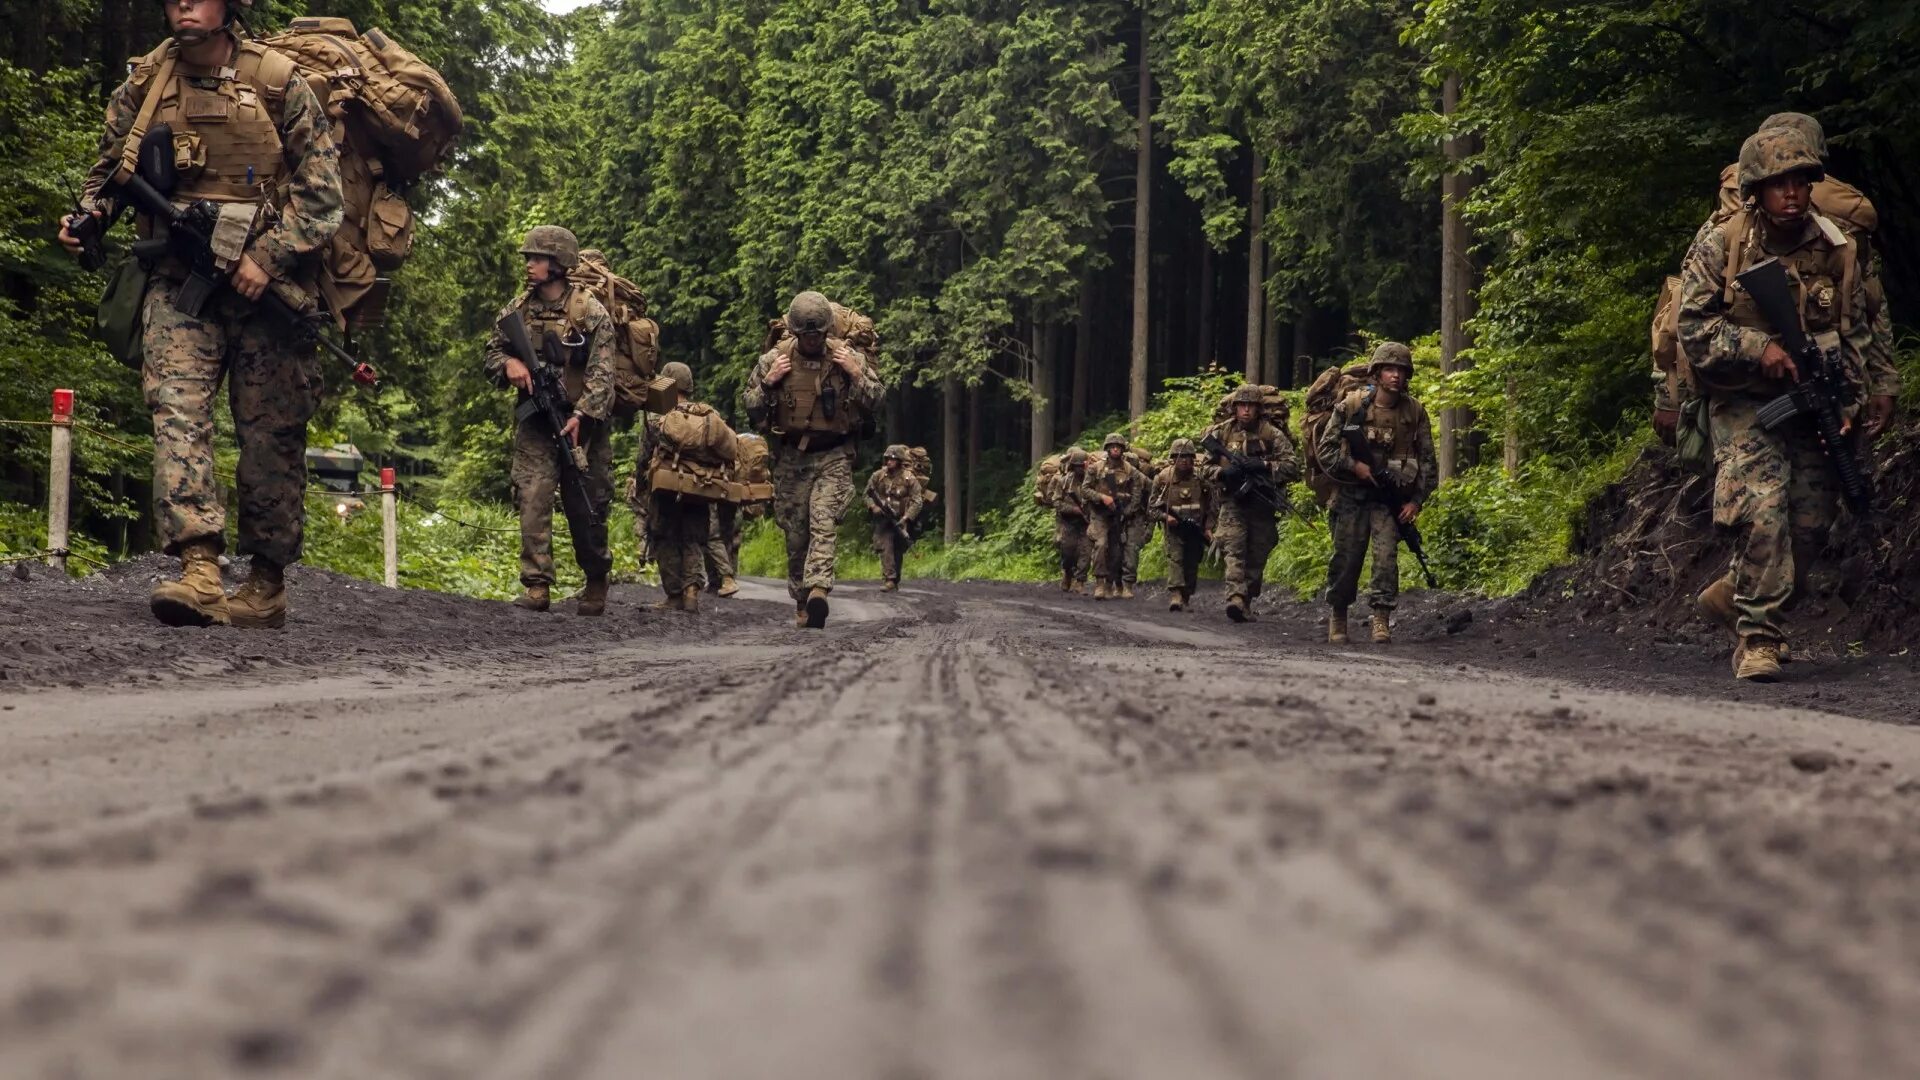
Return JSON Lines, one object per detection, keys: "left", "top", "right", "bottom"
{"left": 872, "top": 521, "right": 912, "bottom": 583}
{"left": 1089, "top": 511, "right": 1129, "bottom": 585}
{"left": 142, "top": 277, "right": 320, "bottom": 566}
{"left": 1710, "top": 395, "right": 1838, "bottom": 645}
{"left": 511, "top": 417, "right": 612, "bottom": 588}
{"left": 771, "top": 446, "right": 854, "bottom": 601}
{"left": 702, "top": 501, "right": 738, "bottom": 587}
{"left": 1215, "top": 499, "right": 1276, "bottom": 600}
{"left": 1124, "top": 517, "right": 1152, "bottom": 585}
{"left": 1054, "top": 513, "right": 1090, "bottom": 581}
{"left": 650, "top": 491, "right": 712, "bottom": 598}
{"left": 1162, "top": 520, "right": 1205, "bottom": 595}
{"left": 625, "top": 473, "right": 652, "bottom": 566}
{"left": 1324, "top": 490, "right": 1401, "bottom": 612}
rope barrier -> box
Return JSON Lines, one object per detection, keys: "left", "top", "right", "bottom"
{"left": 0, "top": 548, "right": 110, "bottom": 568}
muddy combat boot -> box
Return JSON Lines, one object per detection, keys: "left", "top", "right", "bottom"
{"left": 881, "top": 579, "right": 899, "bottom": 592}
{"left": 793, "top": 601, "right": 807, "bottom": 627}
{"left": 1371, "top": 609, "right": 1392, "bottom": 644}
{"left": 150, "top": 540, "right": 229, "bottom": 627}
{"left": 1169, "top": 589, "right": 1185, "bottom": 612}
{"left": 656, "top": 588, "right": 683, "bottom": 611}
{"left": 681, "top": 584, "right": 700, "bottom": 613}
{"left": 1734, "top": 638, "right": 1782, "bottom": 682}
{"left": 577, "top": 577, "right": 609, "bottom": 617}
{"left": 804, "top": 586, "right": 831, "bottom": 628}
{"left": 1060, "top": 570, "right": 1073, "bottom": 592}
{"left": 1069, "top": 578, "right": 1085, "bottom": 595}
{"left": 514, "top": 585, "right": 552, "bottom": 612}
{"left": 1697, "top": 576, "right": 1736, "bottom": 634}
{"left": 1226, "top": 594, "right": 1248, "bottom": 623}
{"left": 228, "top": 559, "right": 288, "bottom": 629}
{"left": 717, "top": 575, "right": 739, "bottom": 598}
{"left": 1119, "top": 583, "right": 1135, "bottom": 600}
{"left": 1328, "top": 609, "right": 1349, "bottom": 644}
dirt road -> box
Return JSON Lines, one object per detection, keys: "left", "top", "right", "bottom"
{"left": 4, "top": 564, "right": 1920, "bottom": 1079}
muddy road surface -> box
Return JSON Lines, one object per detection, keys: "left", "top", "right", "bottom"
{"left": 4, "top": 564, "right": 1920, "bottom": 1079}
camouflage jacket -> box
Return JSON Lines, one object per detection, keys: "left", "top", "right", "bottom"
{"left": 1085, "top": 455, "right": 1149, "bottom": 520}
{"left": 1049, "top": 468, "right": 1092, "bottom": 519}
{"left": 742, "top": 338, "right": 884, "bottom": 444}
{"left": 1201, "top": 418, "right": 1302, "bottom": 495}
{"left": 1148, "top": 465, "right": 1215, "bottom": 534}
{"left": 864, "top": 467, "right": 925, "bottom": 524}
{"left": 84, "top": 32, "right": 342, "bottom": 286}
{"left": 1315, "top": 390, "right": 1439, "bottom": 503}
{"left": 483, "top": 285, "right": 617, "bottom": 421}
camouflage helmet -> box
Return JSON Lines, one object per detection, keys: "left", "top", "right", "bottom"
{"left": 1065, "top": 446, "right": 1090, "bottom": 466}
{"left": 785, "top": 291, "right": 834, "bottom": 335}
{"left": 1229, "top": 384, "right": 1265, "bottom": 406}
{"left": 1368, "top": 341, "right": 1414, "bottom": 374}
{"left": 1103, "top": 432, "right": 1129, "bottom": 450}
{"left": 1168, "top": 437, "right": 1197, "bottom": 457}
{"left": 1761, "top": 111, "right": 1827, "bottom": 159}
{"left": 1737, "top": 128, "right": 1824, "bottom": 197}
{"left": 519, "top": 225, "right": 580, "bottom": 270}
{"left": 660, "top": 361, "right": 694, "bottom": 393}
{"left": 883, "top": 444, "right": 909, "bottom": 461}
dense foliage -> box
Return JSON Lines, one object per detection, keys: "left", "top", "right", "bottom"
{"left": 4, "top": 0, "right": 1917, "bottom": 598}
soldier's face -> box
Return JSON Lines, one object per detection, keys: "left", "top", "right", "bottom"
{"left": 1376, "top": 366, "right": 1409, "bottom": 393}
{"left": 886, "top": 458, "right": 902, "bottom": 471}
{"left": 796, "top": 329, "right": 827, "bottom": 356}
{"left": 1173, "top": 455, "right": 1194, "bottom": 476}
{"left": 165, "top": 0, "right": 223, "bottom": 32}
{"left": 1759, "top": 172, "right": 1813, "bottom": 221}
{"left": 524, "top": 255, "right": 559, "bottom": 287}
{"left": 1233, "top": 402, "right": 1256, "bottom": 424}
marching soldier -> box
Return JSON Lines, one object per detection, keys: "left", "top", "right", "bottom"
{"left": 1202, "top": 384, "right": 1300, "bottom": 621}
{"left": 864, "top": 445, "right": 925, "bottom": 591}
{"left": 1048, "top": 448, "right": 1092, "bottom": 593}
{"left": 644, "top": 362, "right": 737, "bottom": 612}
{"left": 1148, "top": 439, "right": 1214, "bottom": 612}
{"left": 1087, "top": 433, "right": 1149, "bottom": 600}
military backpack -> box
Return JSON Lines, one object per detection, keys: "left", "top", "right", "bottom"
{"left": 569, "top": 249, "right": 661, "bottom": 417}
{"left": 1301, "top": 362, "right": 1371, "bottom": 506}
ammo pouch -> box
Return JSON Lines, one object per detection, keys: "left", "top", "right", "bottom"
{"left": 364, "top": 183, "right": 414, "bottom": 269}
{"left": 95, "top": 255, "right": 152, "bottom": 370}
{"left": 1675, "top": 396, "right": 1713, "bottom": 476}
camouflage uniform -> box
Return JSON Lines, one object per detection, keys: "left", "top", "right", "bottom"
{"left": 1122, "top": 449, "right": 1157, "bottom": 586}
{"left": 742, "top": 293, "right": 884, "bottom": 609}
{"left": 1677, "top": 130, "right": 1870, "bottom": 661}
{"left": 484, "top": 285, "right": 617, "bottom": 590}
{"left": 1048, "top": 456, "right": 1093, "bottom": 589}
{"left": 1147, "top": 443, "right": 1214, "bottom": 606}
{"left": 864, "top": 449, "right": 925, "bottom": 587}
{"left": 1316, "top": 381, "right": 1439, "bottom": 614}
{"left": 1201, "top": 406, "right": 1301, "bottom": 612}
{"left": 83, "top": 31, "right": 343, "bottom": 574}
{"left": 703, "top": 501, "right": 738, "bottom": 590}
{"left": 1086, "top": 439, "right": 1149, "bottom": 597}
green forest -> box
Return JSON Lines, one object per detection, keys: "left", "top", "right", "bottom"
{"left": 5, "top": 0, "right": 1919, "bottom": 598}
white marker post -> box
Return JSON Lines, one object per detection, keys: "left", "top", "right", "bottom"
{"left": 380, "top": 466, "right": 398, "bottom": 589}
{"left": 46, "top": 389, "right": 74, "bottom": 575}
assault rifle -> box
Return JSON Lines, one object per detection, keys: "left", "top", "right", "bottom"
{"left": 1199, "top": 432, "right": 1286, "bottom": 513}
{"left": 1338, "top": 400, "right": 1438, "bottom": 588}
{"left": 868, "top": 499, "right": 915, "bottom": 546}
{"left": 499, "top": 309, "right": 600, "bottom": 526}
{"left": 1054, "top": 468, "right": 1088, "bottom": 518}
{"left": 105, "top": 125, "right": 376, "bottom": 386}
{"left": 1740, "top": 257, "right": 1873, "bottom": 515}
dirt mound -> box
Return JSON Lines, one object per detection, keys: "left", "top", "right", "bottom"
{"left": 0, "top": 554, "right": 780, "bottom": 690}
{"left": 1526, "top": 422, "right": 1920, "bottom": 652}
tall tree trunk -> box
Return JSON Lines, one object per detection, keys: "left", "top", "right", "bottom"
{"left": 1504, "top": 377, "right": 1521, "bottom": 475}
{"left": 1070, "top": 276, "right": 1093, "bottom": 436}
{"left": 1129, "top": 5, "right": 1151, "bottom": 419}
{"left": 1261, "top": 288, "right": 1281, "bottom": 386}
{"left": 965, "top": 382, "right": 982, "bottom": 533}
{"left": 1292, "top": 319, "right": 1311, "bottom": 388}
{"left": 1439, "top": 71, "right": 1478, "bottom": 481}
{"left": 942, "top": 376, "right": 962, "bottom": 542}
{"left": 1243, "top": 148, "right": 1264, "bottom": 382}
{"left": 1030, "top": 319, "right": 1056, "bottom": 463}
{"left": 1195, "top": 242, "right": 1214, "bottom": 370}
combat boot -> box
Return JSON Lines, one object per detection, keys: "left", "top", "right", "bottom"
{"left": 577, "top": 577, "right": 608, "bottom": 617}
{"left": 150, "top": 540, "right": 229, "bottom": 627}
{"left": 514, "top": 585, "right": 551, "bottom": 612}
{"left": 1093, "top": 580, "right": 1110, "bottom": 600}
{"left": 1119, "top": 583, "right": 1135, "bottom": 600}
{"left": 804, "top": 586, "right": 831, "bottom": 628}
{"left": 1168, "top": 589, "right": 1185, "bottom": 612}
{"left": 1371, "top": 609, "right": 1392, "bottom": 644}
{"left": 681, "top": 584, "right": 700, "bottom": 613}
{"left": 1060, "top": 570, "right": 1073, "bottom": 593}
{"left": 881, "top": 579, "right": 899, "bottom": 592}
{"left": 1734, "top": 639, "right": 1782, "bottom": 682}
{"left": 1226, "top": 594, "right": 1248, "bottom": 623}
{"left": 717, "top": 575, "right": 739, "bottom": 598}
{"left": 794, "top": 601, "right": 807, "bottom": 627}
{"left": 1697, "top": 576, "right": 1736, "bottom": 634}
{"left": 228, "top": 558, "right": 288, "bottom": 629}
{"left": 1328, "top": 609, "right": 1349, "bottom": 644}
{"left": 1069, "top": 578, "right": 1085, "bottom": 595}
{"left": 657, "top": 589, "right": 683, "bottom": 611}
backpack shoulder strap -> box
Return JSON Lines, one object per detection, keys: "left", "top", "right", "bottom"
{"left": 1720, "top": 210, "right": 1750, "bottom": 306}
{"left": 232, "top": 42, "right": 297, "bottom": 124}
{"left": 116, "top": 42, "right": 179, "bottom": 183}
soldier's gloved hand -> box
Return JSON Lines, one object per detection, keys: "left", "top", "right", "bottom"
{"left": 561, "top": 415, "right": 582, "bottom": 446}
{"left": 1398, "top": 503, "right": 1420, "bottom": 525}
{"left": 57, "top": 209, "right": 103, "bottom": 255}
{"left": 231, "top": 255, "right": 271, "bottom": 302}
{"left": 504, "top": 358, "right": 534, "bottom": 393}
{"left": 763, "top": 354, "right": 792, "bottom": 386}
{"left": 830, "top": 345, "right": 864, "bottom": 375}
{"left": 1653, "top": 409, "right": 1679, "bottom": 445}
{"left": 1867, "top": 395, "right": 1897, "bottom": 440}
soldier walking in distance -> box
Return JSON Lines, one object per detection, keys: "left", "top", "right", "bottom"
{"left": 644, "top": 362, "right": 737, "bottom": 613}
{"left": 1202, "top": 384, "right": 1300, "bottom": 621}
{"left": 484, "top": 226, "right": 617, "bottom": 615}
{"left": 1047, "top": 448, "right": 1093, "bottom": 593}
{"left": 1677, "top": 127, "right": 1870, "bottom": 682}
{"left": 59, "top": 0, "right": 342, "bottom": 628}
{"left": 702, "top": 502, "right": 740, "bottom": 598}
{"left": 864, "top": 445, "right": 925, "bottom": 592}
{"left": 1315, "top": 343, "right": 1438, "bottom": 645}
{"left": 743, "top": 291, "right": 884, "bottom": 628}
{"left": 1148, "top": 438, "right": 1214, "bottom": 612}
{"left": 1086, "top": 433, "right": 1148, "bottom": 599}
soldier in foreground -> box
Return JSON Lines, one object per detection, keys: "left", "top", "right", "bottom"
{"left": 60, "top": 0, "right": 342, "bottom": 628}
{"left": 1046, "top": 448, "right": 1092, "bottom": 594}
{"left": 484, "top": 226, "right": 616, "bottom": 616}
{"left": 1315, "top": 343, "right": 1438, "bottom": 645}
{"left": 644, "top": 362, "right": 737, "bottom": 613}
{"left": 1202, "top": 384, "right": 1300, "bottom": 621}
{"left": 1676, "top": 127, "right": 1870, "bottom": 682}
{"left": 744, "top": 291, "right": 884, "bottom": 628}
{"left": 1148, "top": 439, "right": 1213, "bottom": 612}
{"left": 1087, "top": 433, "right": 1148, "bottom": 600}
{"left": 864, "top": 446, "right": 925, "bottom": 592}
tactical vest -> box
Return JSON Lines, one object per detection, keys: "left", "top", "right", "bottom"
{"left": 514, "top": 286, "right": 598, "bottom": 404}
{"left": 1214, "top": 420, "right": 1281, "bottom": 458}
{"left": 1159, "top": 470, "right": 1207, "bottom": 520}
{"left": 1359, "top": 392, "right": 1425, "bottom": 485}
{"left": 772, "top": 338, "right": 858, "bottom": 437}
{"left": 1707, "top": 211, "right": 1854, "bottom": 396}
{"left": 869, "top": 469, "right": 918, "bottom": 518}
{"left": 123, "top": 38, "right": 296, "bottom": 207}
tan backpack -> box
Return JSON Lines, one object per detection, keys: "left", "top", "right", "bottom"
{"left": 570, "top": 250, "right": 660, "bottom": 417}
{"left": 261, "top": 18, "right": 462, "bottom": 329}
{"left": 649, "top": 403, "right": 738, "bottom": 501}
{"left": 1301, "top": 362, "right": 1371, "bottom": 506}
{"left": 731, "top": 433, "right": 774, "bottom": 502}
